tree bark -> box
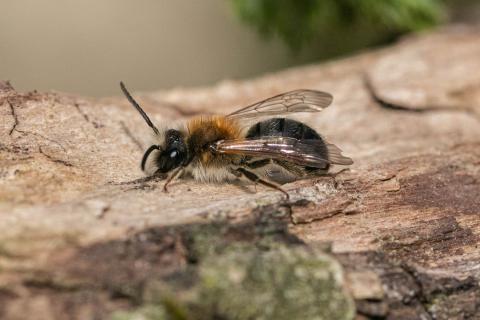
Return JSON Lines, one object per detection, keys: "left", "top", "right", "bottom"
{"left": 1, "top": 26, "right": 479, "bottom": 319}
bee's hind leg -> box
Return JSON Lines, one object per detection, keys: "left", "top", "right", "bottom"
{"left": 234, "top": 167, "right": 289, "bottom": 200}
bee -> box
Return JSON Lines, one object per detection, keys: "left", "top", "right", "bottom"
{"left": 120, "top": 82, "right": 352, "bottom": 199}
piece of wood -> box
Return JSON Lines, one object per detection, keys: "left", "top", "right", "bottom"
{"left": 1, "top": 26, "right": 479, "bottom": 319}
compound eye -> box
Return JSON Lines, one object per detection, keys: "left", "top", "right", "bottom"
{"left": 170, "top": 149, "right": 178, "bottom": 158}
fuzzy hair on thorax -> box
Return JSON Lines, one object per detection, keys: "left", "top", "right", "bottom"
{"left": 187, "top": 116, "right": 241, "bottom": 165}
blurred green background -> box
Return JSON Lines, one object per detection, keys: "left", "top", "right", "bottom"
{"left": 0, "top": 0, "right": 478, "bottom": 96}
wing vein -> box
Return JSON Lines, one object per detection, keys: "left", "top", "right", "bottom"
{"left": 226, "top": 89, "right": 333, "bottom": 120}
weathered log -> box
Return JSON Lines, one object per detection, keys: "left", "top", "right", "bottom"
{"left": 1, "top": 26, "right": 479, "bottom": 319}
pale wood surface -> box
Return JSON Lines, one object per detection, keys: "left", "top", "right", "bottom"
{"left": 1, "top": 26, "right": 479, "bottom": 319}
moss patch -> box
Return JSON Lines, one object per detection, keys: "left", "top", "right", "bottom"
{"left": 112, "top": 205, "right": 354, "bottom": 320}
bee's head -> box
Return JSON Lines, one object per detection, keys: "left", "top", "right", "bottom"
{"left": 142, "top": 129, "right": 187, "bottom": 173}
{"left": 119, "top": 82, "right": 188, "bottom": 174}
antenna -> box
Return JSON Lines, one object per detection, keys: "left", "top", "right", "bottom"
{"left": 120, "top": 81, "right": 160, "bottom": 136}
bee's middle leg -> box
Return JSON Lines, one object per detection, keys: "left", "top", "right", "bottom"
{"left": 232, "top": 167, "right": 289, "bottom": 200}
{"left": 244, "top": 159, "right": 272, "bottom": 192}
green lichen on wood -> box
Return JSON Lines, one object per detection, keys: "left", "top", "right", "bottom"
{"left": 111, "top": 208, "right": 354, "bottom": 320}
{"left": 194, "top": 245, "right": 354, "bottom": 320}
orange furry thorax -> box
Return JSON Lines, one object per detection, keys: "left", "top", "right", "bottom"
{"left": 186, "top": 116, "right": 241, "bottom": 164}
{"left": 187, "top": 116, "right": 241, "bottom": 143}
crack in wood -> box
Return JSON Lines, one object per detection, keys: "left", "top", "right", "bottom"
{"left": 38, "top": 146, "right": 73, "bottom": 167}
{"left": 16, "top": 130, "right": 67, "bottom": 152}
{"left": 119, "top": 121, "right": 143, "bottom": 151}
{"left": 398, "top": 263, "right": 433, "bottom": 317}
{"left": 74, "top": 103, "right": 90, "bottom": 123}
{"left": 396, "top": 262, "right": 480, "bottom": 318}
{"left": 6, "top": 100, "right": 67, "bottom": 153}
{"left": 73, "top": 103, "right": 103, "bottom": 128}
{"left": 7, "top": 100, "right": 19, "bottom": 136}
{"left": 290, "top": 197, "right": 355, "bottom": 225}
{"left": 364, "top": 74, "right": 479, "bottom": 121}
{"left": 363, "top": 74, "right": 426, "bottom": 112}
{"left": 291, "top": 207, "right": 346, "bottom": 225}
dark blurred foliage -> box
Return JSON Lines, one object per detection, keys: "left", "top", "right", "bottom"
{"left": 230, "top": 0, "right": 449, "bottom": 55}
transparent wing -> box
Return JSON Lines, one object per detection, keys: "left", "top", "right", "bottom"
{"left": 211, "top": 136, "right": 352, "bottom": 169}
{"left": 226, "top": 90, "right": 333, "bottom": 120}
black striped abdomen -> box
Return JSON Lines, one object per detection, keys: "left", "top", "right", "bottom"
{"left": 245, "top": 118, "right": 319, "bottom": 140}
{"left": 245, "top": 118, "right": 329, "bottom": 171}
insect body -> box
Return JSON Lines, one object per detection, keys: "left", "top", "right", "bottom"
{"left": 120, "top": 82, "right": 352, "bottom": 198}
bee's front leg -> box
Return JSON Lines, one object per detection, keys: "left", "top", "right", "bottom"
{"left": 163, "top": 167, "right": 185, "bottom": 193}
